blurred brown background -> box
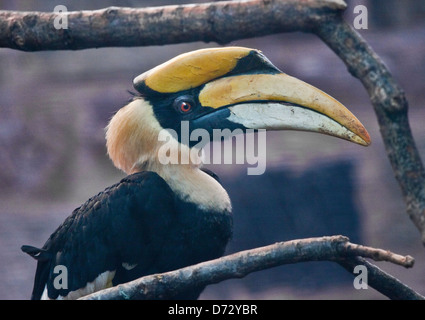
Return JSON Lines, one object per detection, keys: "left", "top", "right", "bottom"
{"left": 0, "top": 0, "right": 425, "bottom": 299}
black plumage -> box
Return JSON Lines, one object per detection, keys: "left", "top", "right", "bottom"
{"left": 22, "top": 171, "right": 232, "bottom": 300}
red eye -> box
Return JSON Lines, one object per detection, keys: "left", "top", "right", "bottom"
{"left": 180, "top": 101, "right": 192, "bottom": 113}
{"left": 173, "top": 96, "right": 195, "bottom": 114}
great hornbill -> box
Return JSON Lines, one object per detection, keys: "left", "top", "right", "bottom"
{"left": 22, "top": 47, "right": 370, "bottom": 300}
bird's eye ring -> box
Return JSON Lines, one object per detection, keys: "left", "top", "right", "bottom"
{"left": 173, "top": 96, "right": 195, "bottom": 114}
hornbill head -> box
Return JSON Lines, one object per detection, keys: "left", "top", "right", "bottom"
{"left": 106, "top": 47, "right": 370, "bottom": 174}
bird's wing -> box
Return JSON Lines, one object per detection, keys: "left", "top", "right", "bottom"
{"left": 22, "top": 171, "right": 176, "bottom": 300}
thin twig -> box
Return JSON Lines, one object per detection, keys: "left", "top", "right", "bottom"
{"left": 338, "top": 257, "right": 423, "bottom": 300}
{"left": 340, "top": 241, "right": 415, "bottom": 267}
{"left": 80, "top": 235, "right": 421, "bottom": 300}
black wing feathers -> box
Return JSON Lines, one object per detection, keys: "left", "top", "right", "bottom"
{"left": 22, "top": 171, "right": 176, "bottom": 300}
{"left": 21, "top": 246, "right": 51, "bottom": 261}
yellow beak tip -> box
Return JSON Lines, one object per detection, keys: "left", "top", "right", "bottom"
{"left": 357, "top": 127, "right": 372, "bottom": 146}
{"left": 354, "top": 131, "right": 371, "bottom": 146}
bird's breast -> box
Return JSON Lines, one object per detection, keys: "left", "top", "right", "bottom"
{"left": 160, "top": 200, "right": 233, "bottom": 270}
{"left": 158, "top": 166, "right": 232, "bottom": 214}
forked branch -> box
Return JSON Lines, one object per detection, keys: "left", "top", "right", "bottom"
{"left": 80, "top": 236, "right": 422, "bottom": 300}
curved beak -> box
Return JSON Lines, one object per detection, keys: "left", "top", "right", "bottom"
{"left": 197, "top": 73, "right": 371, "bottom": 146}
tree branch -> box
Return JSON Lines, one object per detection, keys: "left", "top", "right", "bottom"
{"left": 314, "top": 18, "right": 425, "bottom": 244}
{"left": 0, "top": 0, "right": 346, "bottom": 51}
{"left": 80, "top": 235, "right": 421, "bottom": 300}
